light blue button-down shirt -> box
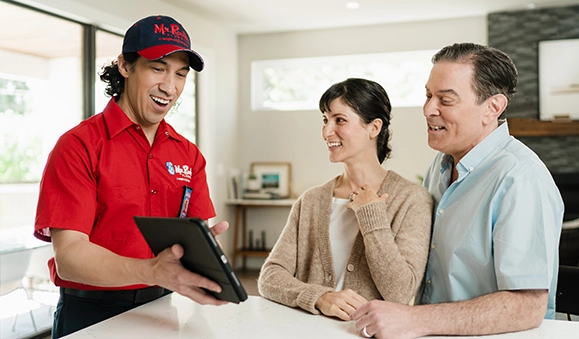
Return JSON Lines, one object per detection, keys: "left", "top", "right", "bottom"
{"left": 421, "top": 121, "right": 564, "bottom": 319}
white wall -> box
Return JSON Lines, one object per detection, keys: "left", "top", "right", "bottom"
{"left": 17, "top": 0, "right": 240, "bottom": 253}
{"left": 237, "top": 16, "right": 487, "bottom": 268}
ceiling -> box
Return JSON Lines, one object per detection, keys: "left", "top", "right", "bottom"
{"left": 1, "top": 0, "right": 578, "bottom": 60}
{"left": 0, "top": 1, "right": 122, "bottom": 59}
{"left": 163, "top": 0, "right": 579, "bottom": 34}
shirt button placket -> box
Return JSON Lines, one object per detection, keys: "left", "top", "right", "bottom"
{"left": 148, "top": 153, "right": 155, "bottom": 196}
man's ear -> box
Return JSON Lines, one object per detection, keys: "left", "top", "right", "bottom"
{"left": 484, "top": 94, "right": 508, "bottom": 124}
{"left": 117, "top": 54, "right": 130, "bottom": 78}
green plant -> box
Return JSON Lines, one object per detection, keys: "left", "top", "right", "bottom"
{"left": 416, "top": 174, "right": 424, "bottom": 184}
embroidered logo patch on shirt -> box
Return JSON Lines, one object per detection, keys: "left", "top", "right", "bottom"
{"left": 166, "top": 161, "right": 175, "bottom": 175}
{"left": 175, "top": 164, "right": 192, "bottom": 182}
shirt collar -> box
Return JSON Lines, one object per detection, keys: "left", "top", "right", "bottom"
{"left": 440, "top": 154, "right": 453, "bottom": 174}
{"left": 102, "top": 98, "right": 176, "bottom": 141}
{"left": 457, "top": 120, "right": 510, "bottom": 173}
{"left": 102, "top": 98, "right": 135, "bottom": 139}
{"left": 438, "top": 120, "right": 511, "bottom": 178}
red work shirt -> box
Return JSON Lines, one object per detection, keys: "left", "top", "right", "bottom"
{"left": 34, "top": 99, "right": 215, "bottom": 290}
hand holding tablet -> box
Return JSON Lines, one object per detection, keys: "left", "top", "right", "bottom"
{"left": 134, "top": 216, "right": 248, "bottom": 303}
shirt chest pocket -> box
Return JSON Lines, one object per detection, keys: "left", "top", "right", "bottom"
{"left": 161, "top": 185, "right": 189, "bottom": 217}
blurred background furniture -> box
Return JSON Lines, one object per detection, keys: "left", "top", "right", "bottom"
{"left": 556, "top": 265, "right": 579, "bottom": 321}
{"left": 554, "top": 173, "right": 579, "bottom": 266}
{"left": 25, "top": 245, "right": 54, "bottom": 290}
{"left": 25, "top": 244, "right": 57, "bottom": 317}
{"left": 226, "top": 198, "right": 295, "bottom": 270}
{"left": 0, "top": 248, "right": 37, "bottom": 332}
{"left": 1, "top": 226, "right": 55, "bottom": 338}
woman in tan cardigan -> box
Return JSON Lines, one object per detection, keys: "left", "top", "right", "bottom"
{"left": 258, "top": 78, "right": 433, "bottom": 322}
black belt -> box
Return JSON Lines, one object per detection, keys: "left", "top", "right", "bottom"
{"left": 62, "top": 286, "right": 169, "bottom": 304}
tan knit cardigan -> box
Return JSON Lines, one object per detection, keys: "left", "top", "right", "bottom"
{"left": 257, "top": 171, "right": 433, "bottom": 315}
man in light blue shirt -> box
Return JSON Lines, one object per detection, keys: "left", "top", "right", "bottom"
{"left": 352, "top": 43, "right": 563, "bottom": 339}
{"left": 422, "top": 120, "right": 563, "bottom": 316}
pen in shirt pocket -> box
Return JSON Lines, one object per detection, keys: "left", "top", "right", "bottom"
{"left": 179, "top": 185, "right": 193, "bottom": 218}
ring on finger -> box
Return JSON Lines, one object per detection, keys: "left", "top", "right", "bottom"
{"left": 349, "top": 192, "right": 357, "bottom": 202}
{"left": 362, "top": 326, "right": 371, "bottom": 338}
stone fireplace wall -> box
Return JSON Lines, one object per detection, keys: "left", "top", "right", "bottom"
{"left": 488, "top": 4, "right": 579, "bottom": 174}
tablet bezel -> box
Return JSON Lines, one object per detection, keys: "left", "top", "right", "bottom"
{"left": 134, "top": 216, "right": 248, "bottom": 304}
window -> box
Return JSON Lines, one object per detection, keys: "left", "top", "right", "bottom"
{"left": 0, "top": 2, "right": 84, "bottom": 184}
{"left": 251, "top": 50, "right": 437, "bottom": 111}
{"left": 164, "top": 74, "right": 197, "bottom": 144}
{"left": 95, "top": 29, "right": 123, "bottom": 115}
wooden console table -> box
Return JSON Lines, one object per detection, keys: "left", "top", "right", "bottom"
{"left": 226, "top": 198, "right": 295, "bottom": 270}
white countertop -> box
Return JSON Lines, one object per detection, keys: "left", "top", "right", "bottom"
{"left": 62, "top": 294, "right": 579, "bottom": 338}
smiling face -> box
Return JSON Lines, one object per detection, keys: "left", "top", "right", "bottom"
{"left": 321, "top": 98, "right": 380, "bottom": 165}
{"left": 116, "top": 52, "right": 190, "bottom": 136}
{"left": 423, "top": 61, "right": 500, "bottom": 163}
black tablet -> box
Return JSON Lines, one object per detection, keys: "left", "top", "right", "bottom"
{"left": 133, "top": 216, "right": 248, "bottom": 304}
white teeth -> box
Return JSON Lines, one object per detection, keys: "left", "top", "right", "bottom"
{"left": 327, "top": 142, "right": 342, "bottom": 147}
{"left": 429, "top": 125, "right": 444, "bottom": 131}
{"left": 151, "top": 96, "right": 170, "bottom": 105}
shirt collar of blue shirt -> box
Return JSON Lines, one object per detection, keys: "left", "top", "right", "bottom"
{"left": 439, "top": 120, "right": 510, "bottom": 181}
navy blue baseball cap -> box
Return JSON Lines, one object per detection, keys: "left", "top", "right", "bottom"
{"left": 122, "top": 15, "right": 204, "bottom": 72}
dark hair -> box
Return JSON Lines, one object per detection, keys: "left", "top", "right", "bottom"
{"left": 98, "top": 52, "right": 140, "bottom": 98}
{"left": 432, "top": 42, "right": 518, "bottom": 119}
{"left": 319, "top": 78, "right": 392, "bottom": 164}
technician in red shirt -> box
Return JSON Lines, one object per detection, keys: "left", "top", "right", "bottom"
{"left": 34, "top": 15, "right": 229, "bottom": 338}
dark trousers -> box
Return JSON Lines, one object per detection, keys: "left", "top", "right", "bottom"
{"left": 52, "top": 288, "right": 171, "bottom": 339}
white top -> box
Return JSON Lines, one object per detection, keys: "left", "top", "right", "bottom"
{"left": 61, "top": 294, "right": 579, "bottom": 339}
{"left": 329, "top": 197, "right": 359, "bottom": 290}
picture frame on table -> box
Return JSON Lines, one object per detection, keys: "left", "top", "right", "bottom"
{"left": 249, "top": 162, "right": 291, "bottom": 199}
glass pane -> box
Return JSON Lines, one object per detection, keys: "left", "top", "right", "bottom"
{"left": 0, "top": 1, "right": 84, "bottom": 185}
{"left": 252, "top": 50, "right": 437, "bottom": 111}
{"left": 165, "top": 73, "right": 197, "bottom": 144}
{"left": 95, "top": 29, "right": 123, "bottom": 114}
